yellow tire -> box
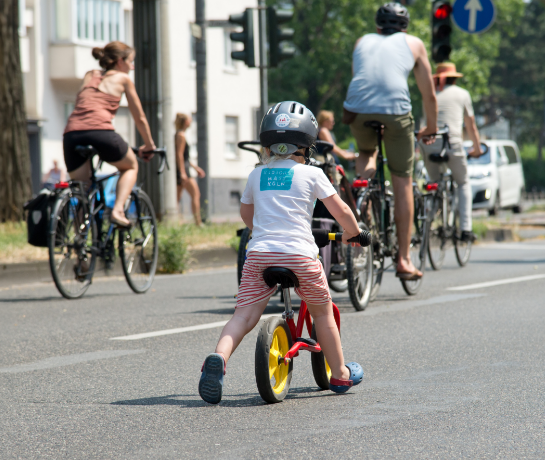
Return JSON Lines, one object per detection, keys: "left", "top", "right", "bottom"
{"left": 255, "top": 317, "right": 293, "bottom": 403}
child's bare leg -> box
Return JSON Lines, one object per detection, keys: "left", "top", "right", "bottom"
{"left": 215, "top": 298, "right": 269, "bottom": 364}
{"left": 306, "top": 301, "right": 350, "bottom": 381}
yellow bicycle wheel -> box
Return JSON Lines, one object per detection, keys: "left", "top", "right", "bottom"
{"left": 255, "top": 317, "right": 293, "bottom": 403}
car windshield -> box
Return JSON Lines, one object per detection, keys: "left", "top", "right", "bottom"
{"left": 465, "top": 145, "right": 492, "bottom": 165}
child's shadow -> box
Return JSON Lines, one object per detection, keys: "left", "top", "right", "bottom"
{"left": 110, "top": 387, "right": 338, "bottom": 408}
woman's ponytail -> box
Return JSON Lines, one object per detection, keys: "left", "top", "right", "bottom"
{"left": 91, "top": 41, "right": 134, "bottom": 70}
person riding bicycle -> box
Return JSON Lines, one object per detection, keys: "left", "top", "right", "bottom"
{"left": 419, "top": 62, "right": 483, "bottom": 242}
{"left": 63, "top": 41, "right": 156, "bottom": 228}
{"left": 343, "top": 2, "right": 437, "bottom": 280}
{"left": 199, "top": 101, "right": 364, "bottom": 404}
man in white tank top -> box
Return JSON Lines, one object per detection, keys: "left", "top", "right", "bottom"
{"left": 344, "top": 2, "right": 438, "bottom": 280}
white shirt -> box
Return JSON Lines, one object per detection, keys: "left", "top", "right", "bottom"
{"left": 240, "top": 159, "right": 337, "bottom": 260}
{"left": 437, "top": 84, "right": 474, "bottom": 149}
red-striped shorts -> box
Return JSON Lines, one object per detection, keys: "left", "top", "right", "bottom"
{"left": 236, "top": 252, "right": 331, "bottom": 308}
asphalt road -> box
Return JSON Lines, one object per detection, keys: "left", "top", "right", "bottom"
{"left": 1, "top": 241, "right": 544, "bottom": 459}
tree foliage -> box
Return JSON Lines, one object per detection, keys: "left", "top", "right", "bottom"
{"left": 267, "top": 0, "right": 525, "bottom": 139}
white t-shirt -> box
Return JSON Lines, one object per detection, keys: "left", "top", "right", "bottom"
{"left": 437, "top": 84, "right": 474, "bottom": 148}
{"left": 240, "top": 159, "right": 337, "bottom": 260}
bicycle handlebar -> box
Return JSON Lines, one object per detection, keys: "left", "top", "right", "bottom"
{"left": 415, "top": 125, "right": 451, "bottom": 158}
{"left": 238, "top": 140, "right": 262, "bottom": 156}
{"left": 312, "top": 229, "right": 372, "bottom": 248}
{"left": 132, "top": 147, "right": 169, "bottom": 174}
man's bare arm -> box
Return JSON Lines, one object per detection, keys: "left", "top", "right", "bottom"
{"left": 464, "top": 115, "right": 483, "bottom": 156}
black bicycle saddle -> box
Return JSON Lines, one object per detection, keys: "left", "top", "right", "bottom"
{"left": 429, "top": 153, "right": 450, "bottom": 163}
{"left": 75, "top": 145, "right": 98, "bottom": 158}
{"left": 364, "top": 121, "right": 384, "bottom": 131}
{"left": 263, "top": 267, "right": 300, "bottom": 289}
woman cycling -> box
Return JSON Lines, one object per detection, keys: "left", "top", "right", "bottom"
{"left": 63, "top": 41, "right": 156, "bottom": 227}
{"left": 317, "top": 110, "right": 356, "bottom": 162}
{"left": 174, "top": 113, "right": 206, "bottom": 226}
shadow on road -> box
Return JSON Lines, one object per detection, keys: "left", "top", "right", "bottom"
{"left": 111, "top": 387, "right": 338, "bottom": 408}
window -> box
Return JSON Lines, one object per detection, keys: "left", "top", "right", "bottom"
{"left": 224, "top": 30, "right": 234, "bottom": 68}
{"left": 503, "top": 145, "right": 518, "bottom": 164}
{"left": 56, "top": 0, "right": 122, "bottom": 42}
{"left": 190, "top": 29, "right": 197, "bottom": 63}
{"left": 225, "top": 116, "right": 239, "bottom": 160}
{"left": 55, "top": 0, "right": 72, "bottom": 40}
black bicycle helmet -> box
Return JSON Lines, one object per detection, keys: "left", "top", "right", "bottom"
{"left": 375, "top": 2, "right": 410, "bottom": 34}
{"left": 259, "top": 101, "right": 318, "bottom": 163}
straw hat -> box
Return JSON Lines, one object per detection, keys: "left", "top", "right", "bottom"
{"left": 433, "top": 62, "right": 463, "bottom": 91}
{"left": 433, "top": 62, "right": 464, "bottom": 78}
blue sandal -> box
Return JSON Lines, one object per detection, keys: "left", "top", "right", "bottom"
{"left": 329, "top": 362, "right": 364, "bottom": 394}
{"left": 199, "top": 353, "right": 226, "bottom": 404}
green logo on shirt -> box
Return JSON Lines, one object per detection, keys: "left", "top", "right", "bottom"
{"left": 260, "top": 168, "right": 294, "bottom": 191}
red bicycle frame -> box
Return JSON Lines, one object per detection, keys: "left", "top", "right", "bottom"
{"left": 282, "top": 300, "right": 341, "bottom": 362}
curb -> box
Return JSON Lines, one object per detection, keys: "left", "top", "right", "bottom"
{"left": 0, "top": 247, "right": 237, "bottom": 289}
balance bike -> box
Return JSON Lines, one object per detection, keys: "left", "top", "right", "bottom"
{"left": 254, "top": 266, "right": 341, "bottom": 404}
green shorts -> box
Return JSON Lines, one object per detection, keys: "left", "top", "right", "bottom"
{"left": 349, "top": 112, "right": 415, "bottom": 177}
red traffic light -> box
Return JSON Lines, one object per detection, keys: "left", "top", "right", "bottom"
{"left": 434, "top": 4, "right": 452, "bottom": 19}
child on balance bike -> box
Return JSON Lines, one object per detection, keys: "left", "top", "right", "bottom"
{"left": 199, "top": 101, "right": 364, "bottom": 404}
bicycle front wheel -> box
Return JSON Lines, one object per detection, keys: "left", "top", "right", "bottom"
{"left": 401, "top": 191, "right": 427, "bottom": 296}
{"left": 427, "top": 198, "right": 446, "bottom": 270}
{"left": 454, "top": 211, "right": 472, "bottom": 266}
{"left": 49, "top": 191, "right": 96, "bottom": 299}
{"left": 119, "top": 189, "right": 158, "bottom": 293}
{"left": 346, "top": 224, "right": 373, "bottom": 311}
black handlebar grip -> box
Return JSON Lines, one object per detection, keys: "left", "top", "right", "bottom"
{"left": 334, "top": 231, "right": 372, "bottom": 247}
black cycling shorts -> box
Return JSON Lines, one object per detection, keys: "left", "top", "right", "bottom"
{"left": 63, "top": 130, "right": 129, "bottom": 173}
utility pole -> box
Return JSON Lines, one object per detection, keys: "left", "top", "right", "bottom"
{"left": 258, "top": 0, "right": 268, "bottom": 120}
{"left": 160, "top": 0, "right": 178, "bottom": 221}
{"left": 195, "top": 0, "right": 210, "bottom": 220}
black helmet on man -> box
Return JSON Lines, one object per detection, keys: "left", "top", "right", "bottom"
{"left": 259, "top": 101, "right": 318, "bottom": 163}
{"left": 375, "top": 2, "right": 410, "bottom": 34}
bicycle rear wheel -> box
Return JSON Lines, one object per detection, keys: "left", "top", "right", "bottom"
{"left": 49, "top": 191, "right": 96, "bottom": 299}
{"left": 401, "top": 191, "right": 427, "bottom": 296}
{"left": 454, "top": 211, "right": 472, "bottom": 266}
{"left": 360, "top": 192, "right": 383, "bottom": 301}
{"left": 119, "top": 189, "right": 158, "bottom": 293}
{"left": 427, "top": 198, "right": 446, "bottom": 270}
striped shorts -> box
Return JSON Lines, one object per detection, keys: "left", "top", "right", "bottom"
{"left": 236, "top": 252, "right": 331, "bottom": 308}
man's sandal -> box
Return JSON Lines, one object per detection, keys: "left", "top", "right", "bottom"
{"left": 199, "top": 353, "right": 226, "bottom": 404}
{"left": 329, "top": 362, "right": 364, "bottom": 394}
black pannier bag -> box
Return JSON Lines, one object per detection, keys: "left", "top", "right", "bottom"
{"left": 24, "top": 190, "right": 54, "bottom": 247}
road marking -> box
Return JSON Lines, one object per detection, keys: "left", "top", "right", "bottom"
{"left": 343, "top": 294, "right": 484, "bottom": 317}
{"left": 111, "top": 294, "right": 485, "bottom": 341}
{"left": 0, "top": 350, "right": 145, "bottom": 374}
{"left": 110, "top": 314, "right": 279, "bottom": 341}
{"left": 480, "top": 243, "right": 545, "bottom": 251}
{"left": 447, "top": 274, "right": 545, "bottom": 291}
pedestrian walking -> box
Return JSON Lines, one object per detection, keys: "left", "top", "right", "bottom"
{"left": 175, "top": 113, "right": 206, "bottom": 226}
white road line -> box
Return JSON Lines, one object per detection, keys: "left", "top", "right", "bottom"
{"left": 480, "top": 243, "right": 545, "bottom": 251}
{"left": 110, "top": 313, "right": 279, "bottom": 341}
{"left": 447, "top": 274, "right": 545, "bottom": 291}
{"left": 0, "top": 350, "right": 145, "bottom": 374}
{"left": 111, "top": 294, "right": 485, "bottom": 341}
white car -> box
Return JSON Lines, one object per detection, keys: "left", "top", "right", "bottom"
{"left": 464, "top": 140, "right": 526, "bottom": 216}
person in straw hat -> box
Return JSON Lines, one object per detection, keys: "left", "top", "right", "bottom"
{"left": 419, "top": 62, "right": 483, "bottom": 242}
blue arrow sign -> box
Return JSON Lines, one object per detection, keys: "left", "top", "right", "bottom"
{"left": 452, "top": 0, "right": 496, "bottom": 34}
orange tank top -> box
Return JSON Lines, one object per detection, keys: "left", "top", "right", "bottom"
{"left": 64, "top": 71, "right": 121, "bottom": 133}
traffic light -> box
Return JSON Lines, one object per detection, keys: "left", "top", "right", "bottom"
{"left": 431, "top": 0, "right": 452, "bottom": 63}
{"left": 267, "top": 7, "right": 295, "bottom": 67}
{"left": 229, "top": 9, "right": 256, "bottom": 68}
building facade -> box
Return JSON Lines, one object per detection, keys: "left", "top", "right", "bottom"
{"left": 20, "top": 0, "right": 260, "bottom": 219}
